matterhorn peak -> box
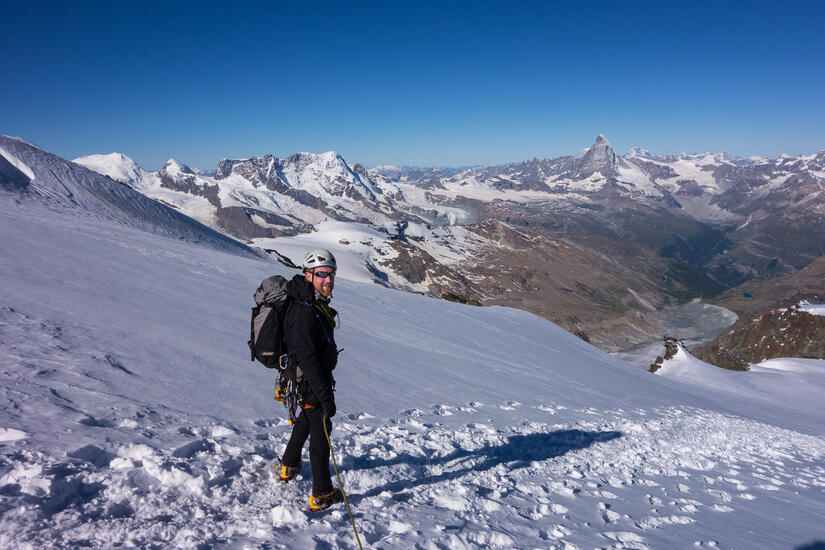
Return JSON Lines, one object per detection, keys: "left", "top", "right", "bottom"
{"left": 572, "top": 134, "right": 623, "bottom": 179}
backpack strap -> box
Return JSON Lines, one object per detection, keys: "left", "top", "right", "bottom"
{"left": 301, "top": 301, "right": 333, "bottom": 345}
{"left": 248, "top": 306, "right": 258, "bottom": 361}
{"left": 281, "top": 300, "right": 295, "bottom": 355}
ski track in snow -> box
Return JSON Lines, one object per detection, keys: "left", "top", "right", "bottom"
{"left": 2, "top": 369, "right": 824, "bottom": 550}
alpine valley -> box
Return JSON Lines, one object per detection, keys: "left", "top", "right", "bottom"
{"left": 70, "top": 135, "right": 825, "bottom": 353}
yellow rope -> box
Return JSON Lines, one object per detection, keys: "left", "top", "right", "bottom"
{"left": 324, "top": 413, "right": 363, "bottom": 549}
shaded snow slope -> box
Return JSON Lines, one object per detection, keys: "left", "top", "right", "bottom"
{"left": 656, "top": 342, "right": 825, "bottom": 432}
{"left": 0, "top": 135, "right": 254, "bottom": 258}
{"left": 1, "top": 197, "right": 824, "bottom": 548}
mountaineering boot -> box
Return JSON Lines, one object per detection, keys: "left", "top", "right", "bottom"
{"left": 308, "top": 488, "right": 343, "bottom": 511}
{"left": 277, "top": 460, "right": 300, "bottom": 482}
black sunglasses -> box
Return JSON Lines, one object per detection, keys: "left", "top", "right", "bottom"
{"left": 313, "top": 270, "right": 336, "bottom": 279}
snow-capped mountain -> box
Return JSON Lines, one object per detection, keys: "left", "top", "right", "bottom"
{"left": 71, "top": 136, "right": 825, "bottom": 352}
{"left": 393, "top": 134, "right": 665, "bottom": 199}
{"left": 74, "top": 136, "right": 825, "bottom": 252}
{"left": 67, "top": 152, "right": 157, "bottom": 191}
{"left": 75, "top": 150, "right": 410, "bottom": 240}
{"left": 2, "top": 144, "right": 825, "bottom": 548}
{"left": 0, "top": 135, "right": 254, "bottom": 258}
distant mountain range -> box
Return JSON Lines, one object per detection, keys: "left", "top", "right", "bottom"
{"left": 7, "top": 133, "right": 823, "bottom": 351}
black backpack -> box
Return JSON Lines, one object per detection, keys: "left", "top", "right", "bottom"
{"left": 248, "top": 275, "right": 292, "bottom": 369}
{"left": 248, "top": 275, "right": 304, "bottom": 423}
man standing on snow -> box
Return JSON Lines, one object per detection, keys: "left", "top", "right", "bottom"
{"left": 278, "top": 249, "right": 343, "bottom": 511}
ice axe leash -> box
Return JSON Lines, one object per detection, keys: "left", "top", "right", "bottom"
{"left": 323, "top": 413, "right": 363, "bottom": 549}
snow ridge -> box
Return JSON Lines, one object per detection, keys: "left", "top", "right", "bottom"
{"left": 1, "top": 135, "right": 256, "bottom": 258}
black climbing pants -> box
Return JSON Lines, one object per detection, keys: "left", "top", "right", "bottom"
{"left": 281, "top": 407, "right": 333, "bottom": 496}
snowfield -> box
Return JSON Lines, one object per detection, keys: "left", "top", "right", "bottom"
{"left": 655, "top": 344, "right": 825, "bottom": 434}
{"left": 2, "top": 160, "right": 825, "bottom": 547}
{"left": 799, "top": 301, "right": 825, "bottom": 317}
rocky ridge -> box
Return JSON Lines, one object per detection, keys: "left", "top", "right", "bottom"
{"left": 691, "top": 305, "right": 825, "bottom": 370}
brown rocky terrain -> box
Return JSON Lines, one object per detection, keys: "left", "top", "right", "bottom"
{"left": 691, "top": 306, "right": 825, "bottom": 370}
{"left": 383, "top": 219, "right": 724, "bottom": 351}
{"left": 712, "top": 256, "right": 825, "bottom": 321}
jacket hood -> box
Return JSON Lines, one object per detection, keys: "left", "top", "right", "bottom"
{"left": 287, "top": 274, "right": 315, "bottom": 302}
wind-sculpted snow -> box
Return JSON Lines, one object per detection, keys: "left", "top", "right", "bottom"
{"left": 1, "top": 188, "right": 825, "bottom": 548}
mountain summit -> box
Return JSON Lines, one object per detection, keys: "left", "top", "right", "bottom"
{"left": 573, "top": 134, "right": 625, "bottom": 179}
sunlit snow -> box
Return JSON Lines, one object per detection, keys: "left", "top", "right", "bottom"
{"left": 799, "top": 301, "right": 825, "bottom": 317}
{"left": 3, "top": 137, "right": 825, "bottom": 549}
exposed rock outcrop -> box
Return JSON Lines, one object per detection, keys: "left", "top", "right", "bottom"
{"left": 649, "top": 336, "right": 682, "bottom": 373}
{"left": 691, "top": 306, "right": 825, "bottom": 370}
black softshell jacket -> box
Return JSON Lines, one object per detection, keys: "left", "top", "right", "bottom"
{"left": 284, "top": 275, "right": 337, "bottom": 412}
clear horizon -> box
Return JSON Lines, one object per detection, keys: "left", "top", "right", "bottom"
{"left": 2, "top": 1, "right": 824, "bottom": 170}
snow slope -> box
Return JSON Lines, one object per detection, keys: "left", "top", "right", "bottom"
{"left": 799, "top": 301, "right": 825, "bottom": 317}
{"left": 1, "top": 191, "right": 825, "bottom": 547}
{"left": 655, "top": 343, "right": 825, "bottom": 434}
{"left": 253, "top": 221, "right": 392, "bottom": 285}
{"left": 1, "top": 135, "right": 254, "bottom": 258}
{"left": 71, "top": 152, "right": 158, "bottom": 192}
{"left": 252, "top": 220, "right": 488, "bottom": 293}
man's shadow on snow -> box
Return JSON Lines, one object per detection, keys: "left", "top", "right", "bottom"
{"left": 343, "top": 429, "right": 622, "bottom": 503}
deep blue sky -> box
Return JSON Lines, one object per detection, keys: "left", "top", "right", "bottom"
{"left": 2, "top": 1, "right": 824, "bottom": 169}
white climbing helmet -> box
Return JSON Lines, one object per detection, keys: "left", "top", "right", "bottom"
{"left": 303, "top": 248, "right": 337, "bottom": 270}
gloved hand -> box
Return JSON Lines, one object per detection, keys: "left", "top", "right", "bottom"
{"left": 323, "top": 401, "right": 336, "bottom": 419}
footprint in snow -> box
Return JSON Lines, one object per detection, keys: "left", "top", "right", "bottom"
{"left": 432, "top": 405, "right": 453, "bottom": 416}
{"left": 68, "top": 444, "right": 118, "bottom": 468}
{"left": 78, "top": 415, "right": 115, "bottom": 428}
{"left": 253, "top": 418, "right": 280, "bottom": 428}
{"left": 346, "top": 412, "right": 375, "bottom": 420}
{"left": 602, "top": 531, "right": 648, "bottom": 547}
{"left": 210, "top": 425, "right": 236, "bottom": 438}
